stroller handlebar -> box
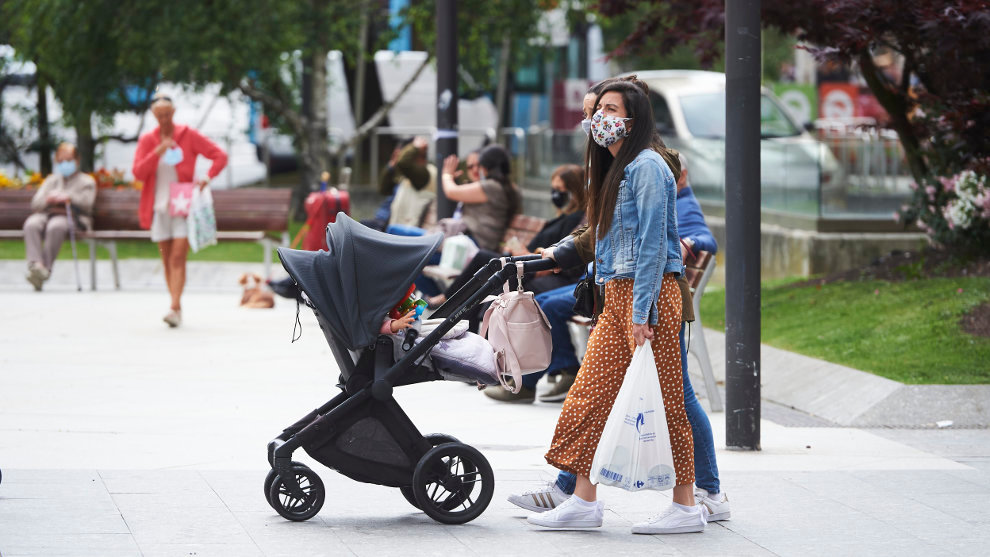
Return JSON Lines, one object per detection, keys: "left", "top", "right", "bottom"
{"left": 498, "top": 253, "right": 558, "bottom": 273}
{"left": 505, "top": 254, "right": 542, "bottom": 262}
{"left": 518, "top": 257, "right": 557, "bottom": 273}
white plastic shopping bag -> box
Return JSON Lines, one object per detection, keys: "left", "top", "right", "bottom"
{"left": 439, "top": 234, "right": 478, "bottom": 272}
{"left": 590, "top": 342, "right": 676, "bottom": 492}
{"left": 187, "top": 186, "right": 218, "bottom": 253}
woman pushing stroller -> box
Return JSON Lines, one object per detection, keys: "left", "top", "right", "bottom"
{"left": 534, "top": 80, "right": 707, "bottom": 534}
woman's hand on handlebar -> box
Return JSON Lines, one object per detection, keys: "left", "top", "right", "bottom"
{"left": 536, "top": 247, "right": 562, "bottom": 273}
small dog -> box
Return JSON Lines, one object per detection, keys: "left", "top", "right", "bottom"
{"left": 238, "top": 273, "right": 275, "bottom": 309}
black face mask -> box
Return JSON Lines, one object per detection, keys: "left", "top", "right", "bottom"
{"left": 551, "top": 189, "right": 569, "bottom": 209}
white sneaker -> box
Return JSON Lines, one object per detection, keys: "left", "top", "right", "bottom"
{"left": 527, "top": 496, "right": 603, "bottom": 529}
{"left": 163, "top": 310, "right": 182, "bottom": 328}
{"left": 695, "top": 489, "right": 731, "bottom": 521}
{"left": 508, "top": 481, "right": 571, "bottom": 513}
{"left": 26, "top": 263, "right": 47, "bottom": 291}
{"left": 631, "top": 504, "right": 707, "bottom": 534}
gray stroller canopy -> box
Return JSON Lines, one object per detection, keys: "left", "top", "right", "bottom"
{"left": 278, "top": 214, "right": 443, "bottom": 350}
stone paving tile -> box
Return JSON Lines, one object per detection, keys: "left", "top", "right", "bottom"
{"left": 117, "top": 504, "right": 253, "bottom": 547}
{"left": 231, "top": 512, "right": 353, "bottom": 557}
{"left": 0, "top": 494, "right": 127, "bottom": 537}
{"left": 3, "top": 288, "right": 990, "bottom": 557}
{"left": 137, "top": 543, "right": 265, "bottom": 557}
{"left": 0, "top": 533, "right": 141, "bottom": 557}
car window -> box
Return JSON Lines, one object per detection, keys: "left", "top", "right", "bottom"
{"left": 650, "top": 92, "right": 676, "bottom": 137}
{"left": 679, "top": 91, "right": 801, "bottom": 139}
{"left": 679, "top": 92, "right": 725, "bottom": 139}
{"left": 759, "top": 95, "right": 801, "bottom": 138}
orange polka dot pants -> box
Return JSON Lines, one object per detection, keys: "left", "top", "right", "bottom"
{"left": 544, "top": 275, "right": 695, "bottom": 486}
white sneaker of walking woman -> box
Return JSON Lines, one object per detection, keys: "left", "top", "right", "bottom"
{"left": 527, "top": 495, "right": 603, "bottom": 529}
{"left": 163, "top": 309, "right": 181, "bottom": 328}
{"left": 695, "top": 488, "right": 731, "bottom": 521}
{"left": 631, "top": 502, "right": 708, "bottom": 534}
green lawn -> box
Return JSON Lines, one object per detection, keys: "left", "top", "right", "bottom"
{"left": 699, "top": 277, "right": 990, "bottom": 384}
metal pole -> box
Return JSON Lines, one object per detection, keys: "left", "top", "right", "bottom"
{"left": 435, "top": 0, "right": 458, "bottom": 219}
{"left": 724, "top": 0, "right": 761, "bottom": 450}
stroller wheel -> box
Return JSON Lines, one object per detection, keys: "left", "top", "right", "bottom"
{"left": 400, "top": 434, "right": 460, "bottom": 510}
{"left": 268, "top": 465, "right": 325, "bottom": 522}
{"left": 264, "top": 461, "right": 309, "bottom": 509}
{"left": 412, "top": 442, "right": 494, "bottom": 525}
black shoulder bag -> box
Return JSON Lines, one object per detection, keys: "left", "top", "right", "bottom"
{"left": 572, "top": 261, "right": 601, "bottom": 321}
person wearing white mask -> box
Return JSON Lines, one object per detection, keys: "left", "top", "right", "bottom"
{"left": 132, "top": 93, "right": 227, "bottom": 327}
{"left": 22, "top": 142, "right": 96, "bottom": 291}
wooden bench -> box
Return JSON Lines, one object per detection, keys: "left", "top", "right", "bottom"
{"left": 0, "top": 187, "right": 290, "bottom": 289}
{"left": 421, "top": 214, "right": 547, "bottom": 286}
{"left": 567, "top": 250, "right": 722, "bottom": 411}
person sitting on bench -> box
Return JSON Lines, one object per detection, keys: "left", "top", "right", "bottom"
{"left": 22, "top": 142, "right": 95, "bottom": 291}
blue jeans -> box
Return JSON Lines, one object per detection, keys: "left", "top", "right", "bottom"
{"left": 413, "top": 252, "right": 442, "bottom": 296}
{"left": 554, "top": 322, "right": 720, "bottom": 494}
{"left": 522, "top": 284, "right": 581, "bottom": 391}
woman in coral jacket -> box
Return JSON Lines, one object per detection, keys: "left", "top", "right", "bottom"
{"left": 132, "top": 94, "right": 227, "bottom": 328}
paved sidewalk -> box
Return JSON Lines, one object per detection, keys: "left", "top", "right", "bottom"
{"left": 1, "top": 266, "right": 989, "bottom": 556}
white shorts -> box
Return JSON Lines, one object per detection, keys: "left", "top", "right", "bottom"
{"left": 150, "top": 210, "right": 187, "bottom": 243}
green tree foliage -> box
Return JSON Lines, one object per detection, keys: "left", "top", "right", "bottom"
{"left": 402, "top": 0, "right": 547, "bottom": 94}
{"left": 2, "top": 0, "right": 161, "bottom": 170}
{"left": 594, "top": 0, "right": 990, "bottom": 253}
{"left": 597, "top": 10, "right": 796, "bottom": 84}
{"left": 2, "top": 0, "right": 548, "bottom": 209}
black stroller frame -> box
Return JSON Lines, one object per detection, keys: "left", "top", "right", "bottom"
{"left": 264, "top": 251, "right": 555, "bottom": 524}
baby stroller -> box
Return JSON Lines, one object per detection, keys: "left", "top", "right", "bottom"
{"left": 265, "top": 214, "right": 555, "bottom": 525}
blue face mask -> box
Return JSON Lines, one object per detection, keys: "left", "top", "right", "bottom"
{"left": 580, "top": 118, "right": 592, "bottom": 136}
{"left": 162, "top": 146, "right": 184, "bottom": 166}
{"left": 55, "top": 160, "right": 77, "bottom": 177}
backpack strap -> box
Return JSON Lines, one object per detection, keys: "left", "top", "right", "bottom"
{"left": 479, "top": 257, "right": 510, "bottom": 338}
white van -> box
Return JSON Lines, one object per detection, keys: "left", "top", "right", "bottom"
{"left": 627, "top": 70, "right": 844, "bottom": 215}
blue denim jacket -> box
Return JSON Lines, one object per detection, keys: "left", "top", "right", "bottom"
{"left": 554, "top": 148, "right": 683, "bottom": 325}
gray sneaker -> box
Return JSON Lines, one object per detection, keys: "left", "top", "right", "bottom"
{"left": 538, "top": 370, "right": 577, "bottom": 402}
{"left": 508, "top": 481, "right": 571, "bottom": 513}
{"left": 483, "top": 384, "right": 535, "bottom": 403}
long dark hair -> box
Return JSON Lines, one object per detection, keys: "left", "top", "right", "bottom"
{"left": 478, "top": 144, "right": 521, "bottom": 226}
{"left": 586, "top": 80, "right": 660, "bottom": 237}
{"left": 551, "top": 164, "right": 586, "bottom": 215}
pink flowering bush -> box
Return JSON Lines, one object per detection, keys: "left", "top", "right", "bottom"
{"left": 900, "top": 170, "right": 990, "bottom": 253}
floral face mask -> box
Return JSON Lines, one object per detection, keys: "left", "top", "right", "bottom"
{"left": 590, "top": 109, "right": 632, "bottom": 149}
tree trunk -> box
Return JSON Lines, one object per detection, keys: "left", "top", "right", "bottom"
{"left": 858, "top": 51, "right": 929, "bottom": 185}
{"left": 495, "top": 36, "right": 512, "bottom": 131}
{"left": 75, "top": 111, "right": 95, "bottom": 172}
{"left": 36, "top": 76, "right": 52, "bottom": 175}
{"left": 351, "top": 0, "right": 370, "bottom": 182}
{"left": 293, "top": 47, "right": 331, "bottom": 220}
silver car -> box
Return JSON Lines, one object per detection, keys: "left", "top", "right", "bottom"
{"left": 629, "top": 70, "right": 843, "bottom": 216}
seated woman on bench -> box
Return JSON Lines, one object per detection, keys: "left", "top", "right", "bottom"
{"left": 427, "top": 163, "right": 588, "bottom": 308}
{"left": 22, "top": 142, "right": 96, "bottom": 291}
{"left": 439, "top": 144, "right": 521, "bottom": 252}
